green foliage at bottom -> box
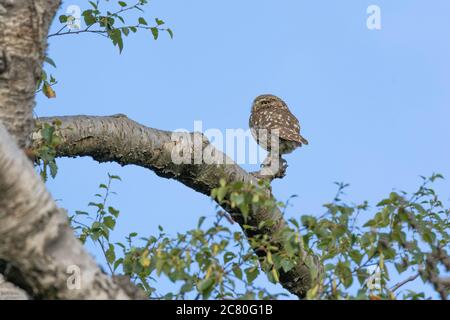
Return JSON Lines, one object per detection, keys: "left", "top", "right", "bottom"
{"left": 68, "top": 173, "right": 449, "bottom": 300}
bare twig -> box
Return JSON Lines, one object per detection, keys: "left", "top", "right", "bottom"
{"left": 390, "top": 273, "right": 420, "bottom": 293}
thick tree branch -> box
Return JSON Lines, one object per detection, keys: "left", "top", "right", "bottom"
{"left": 0, "top": 122, "right": 138, "bottom": 299}
{"left": 0, "top": 0, "right": 143, "bottom": 299}
{"left": 0, "top": 274, "right": 28, "bottom": 300}
{"left": 0, "top": 0, "right": 61, "bottom": 148}
{"left": 36, "top": 114, "right": 320, "bottom": 298}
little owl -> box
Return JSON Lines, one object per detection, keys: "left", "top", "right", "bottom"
{"left": 249, "top": 94, "right": 308, "bottom": 175}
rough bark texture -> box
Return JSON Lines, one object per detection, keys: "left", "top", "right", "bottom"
{"left": 0, "top": 122, "right": 134, "bottom": 299}
{"left": 0, "top": 0, "right": 140, "bottom": 299}
{"left": 0, "top": 274, "right": 28, "bottom": 300}
{"left": 36, "top": 115, "right": 319, "bottom": 298}
{"left": 0, "top": 0, "right": 61, "bottom": 148}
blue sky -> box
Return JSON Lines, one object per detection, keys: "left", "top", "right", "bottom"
{"left": 37, "top": 0, "right": 450, "bottom": 298}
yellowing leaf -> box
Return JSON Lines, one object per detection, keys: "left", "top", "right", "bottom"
{"left": 43, "top": 82, "right": 56, "bottom": 99}
{"left": 271, "top": 268, "right": 279, "bottom": 282}
{"left": 306, "top": 284, "right": 319, "bottom": 300}
{"left": 267, "top": 251, "right": 273, "bottom": 264}
{"left": 140, "top": 256, "right": 151, "bottom": 267}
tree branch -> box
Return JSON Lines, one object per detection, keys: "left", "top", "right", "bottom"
{"left": 0, "top": 122, "right": 137, "bottom": 299}
{"left": 0, "top": 0, "right": 146, "bottom": 299}
{"left": 0, "top": 274, "right": 28, "bottom": 300}
{"left": 35, "top": 114, "right": 320, "bottom": 298}
{"left": 390, "top": 272, "right": 420, "bottom": 293}
{"left": 0, "top": 0, "right": 61, "bottom": 148}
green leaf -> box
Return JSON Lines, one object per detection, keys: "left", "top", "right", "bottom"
{"left": 288, "top": 218, "right": 300, "bottom": 229}
{"left": 113, "top": 258, "right": 123, "bottom": 271}
{"left": 394, "top": 262, "right": 407, "bottom": 274}
{"left": 232, "top": 264, "right": 243, "bottom": 280}
{"left": 197, "top": 278, "right": 214, "bottom": 295}
{"left": 117, "top": 16, "right": 125, "bottom": 24}
{"left": 197, "top": 216, "right": 206, "bottom": 229}
{"left": 180, "top": 280, "right": 194, "bottom": 293}
{"left": 108, "top": 206, "right": 120, "bottom": 217}
{"left": 109, "top": 28, "right": 123, "bottom": 53}
{"left": 223, "top": 252, "right": 235, "bottom": 264}
{"left": 357, "top": 269, "right": 368, "bottom": 285}
{"left": 106, "top": 244, "right": 116, "bottom": 264}
{"left": 75, "top": 211, "right": 89, "bottom": 216}
{"left": 301, "top": 215, "right": 317, "bottom": 229}
{"left": 349, "top": 250, "right": 363, "bottom": 265}
{"left": 41, "top": 124, "right": 55, "bottom": 143}
{"left": 82, "top": 10, "right": 97, "bottom": 26}
{"left": 150, "top": 27, "right": 159, "bottom": 40}
{"left": 422, "top": 228, "right": 436, "bottom": 244}
{"left": 216, "top": 187, "right": 227, "bottom": 202}
{"left": 245, "top": 267, "right": 259, "bottom": 284}
{"left": 118, "top": 1, "right": 127, "bottom": 7}
{"left": 44, "top": 56, "right": 57, "bottom": 68}
{"left": 336, "top": 261, "right": 353, "bottom": 288}
{"left": 138, "top": 17, "right": 148, "bottom": 25}
{"left": 103, "top": 216, "right": 116, "bottom": 230}
{"left": 280, "top": 259, "right": 295, "bottom": 273}
{"left": 49, "top": 161, "right": 58, "bottom": 179}
{"left": 88, "top": 202, "right": 104, "bottom": 210}
{"left": 155, "top": 18, "right": 164, "bottom": 25}
{"left": 430, "top": 173, "right": 444, "bottom": 182}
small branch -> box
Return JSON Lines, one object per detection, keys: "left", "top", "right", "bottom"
{"left": 48, "top": 28, "right": 108, "bottom": 38}
{"left": 48, "top": 24, "right": 67, "bottom": 38}
{"left": 48, "top": 25, "right": 167, "bottom": 38}
{"left": 390, "top": 273, "right": 420, "bottom": 293}
{"left": 108, "top": 1, "right": 144, "bottom": 17}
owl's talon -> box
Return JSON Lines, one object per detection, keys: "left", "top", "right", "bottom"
{"left": 261, "top": 156, "right": 272, "bottom": 168}
{"left": 270, "top": 157, "right": 287, "bottom": 179}
{"left": 254, "top": 156, "right": 288, "bottom": 180}
{"left": 281, "top": 158, "right": 288, "bottom": 170}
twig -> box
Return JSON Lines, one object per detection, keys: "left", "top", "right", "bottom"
{"left": 390, "top": 273, "right": 420, "bottom": 292}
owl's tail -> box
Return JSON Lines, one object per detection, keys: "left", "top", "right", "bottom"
{"left": 299, "top": 135, "right": 309, "bottom": 145}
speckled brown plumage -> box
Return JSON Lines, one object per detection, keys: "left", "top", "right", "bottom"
{"left": 249, "top": 94, "right": 308, "bottom": 155}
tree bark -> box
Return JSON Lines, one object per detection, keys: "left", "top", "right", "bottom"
{"left": 0, "top": 0, "right": 138, "bottom": 299}
{"left": 0, "top": 122, "right": 135, "bottom": 299}
{"left": 0, "top": 274, "right": 28, "bottom": 300}
{"left": 36, "top": 115, "right": 320, "bottom": 298}
{"left": 0, "top": 0, "right": 61, "bottom": 148}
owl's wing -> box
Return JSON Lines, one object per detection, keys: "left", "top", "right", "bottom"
{"left": 250, "top": 107, "right": 309, "bottom": 145}
{"left": 275, "top": 110, "right": 308, "bottom": 145}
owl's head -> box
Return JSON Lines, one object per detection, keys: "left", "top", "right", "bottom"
{"left": 252, "top": 94, "right": 289, "bottom": 113}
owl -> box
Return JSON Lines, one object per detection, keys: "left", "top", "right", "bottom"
{"left": 249, "top": 94, "right": 308, "bottom": 158}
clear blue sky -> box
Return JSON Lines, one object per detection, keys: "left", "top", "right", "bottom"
{"left": 37, "top": 0, "right": 450, "bottom": 298}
